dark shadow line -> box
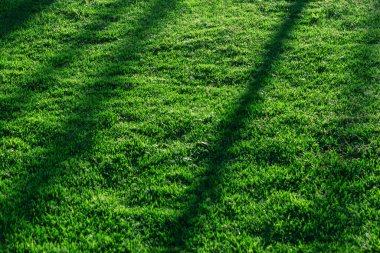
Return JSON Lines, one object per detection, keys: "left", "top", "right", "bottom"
{"left": 0, "top": 0, "right": 53, "bottom": 39}
{"left": 0, "top": 0, "right": 180, "bottom": 246}
{"left": 0, "top": 0, "right": 138, "bottom": 124}
{"left": 172, "top": 0, "right": 309, "bottom": 249}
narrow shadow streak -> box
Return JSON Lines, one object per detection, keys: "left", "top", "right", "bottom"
{"left": 0, "top": 0, "right": 179, "bottom": 246}
{"left": 0, "top": 0, "right": 53, "bottom": 39}
{"left": 173, "top": 0, "right": 308, "bottom": 248}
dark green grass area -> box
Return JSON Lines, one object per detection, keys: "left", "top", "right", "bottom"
{"left": 0, "top": 0, "right": 379, "bottom": 251}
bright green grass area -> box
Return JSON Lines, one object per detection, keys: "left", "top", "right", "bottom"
{"left": 0, "top": 0, "right": 379, "bottom": 251}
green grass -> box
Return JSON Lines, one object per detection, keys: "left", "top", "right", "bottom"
{"left": 0, "top": 0, "right": 379, "bottom": 251}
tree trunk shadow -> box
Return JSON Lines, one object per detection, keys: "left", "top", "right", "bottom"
{"left": 171, "top": 0, "right": 309, "bottom": 249}
{"left": 0, "top": 0, "right": 54, "bottom": 39}
{"left": 0, "top": 0, "right": 180, "bottom": 247}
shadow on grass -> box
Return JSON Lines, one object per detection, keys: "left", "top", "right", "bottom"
{"left": 0, "top": 0, "right": 179, "bottom": 247}
{"left": 172, "top": 0, "right": 380, "bottom": 250}
{"left": 172, "top": 0, "right": 309, "bottom": 249}
{"left": 0, "top": 0, "right": 53, "bottom": 39}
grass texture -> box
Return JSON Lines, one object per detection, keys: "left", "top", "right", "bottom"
{"left": 0, "top": 0, "right": 379, "bottom": 251}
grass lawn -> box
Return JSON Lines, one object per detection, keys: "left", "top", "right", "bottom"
{"left": 0, "top": 0, "right": 379, "bottom": 251}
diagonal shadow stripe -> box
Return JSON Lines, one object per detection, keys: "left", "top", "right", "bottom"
{"left": 172, "top": 0, "right": 309, "bottom": 249}
{"left": 0, "top": 0, "right": 54, "bottom": 39}
{"left": 0, "top": 0, "right": 180, "bottom": 247}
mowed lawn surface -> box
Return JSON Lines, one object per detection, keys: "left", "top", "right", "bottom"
{"left": 0, "top": 0, "right": 379, "bottom": 251}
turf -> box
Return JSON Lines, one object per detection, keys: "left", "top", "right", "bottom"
{"left": 0, "top": 0, "right": 379, "bottom": 251}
